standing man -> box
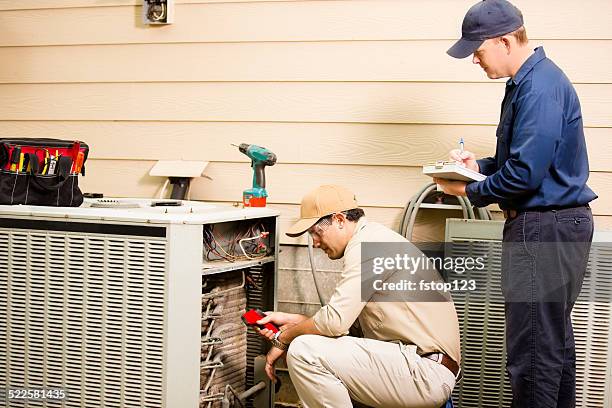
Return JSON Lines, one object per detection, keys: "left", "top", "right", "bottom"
{"left": 436, "top": 1, "right": 597, "bottom": 407}
{"left": 257, "top": 184, "right": 461, "bottom": 407}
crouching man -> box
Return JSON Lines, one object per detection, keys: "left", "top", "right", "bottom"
{"left": 257, "top": 185, "right": 461, "bottom": 408}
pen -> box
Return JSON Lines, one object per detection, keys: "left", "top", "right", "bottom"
{"left": 459, "top": 137, "right": 464, "bottom": 154}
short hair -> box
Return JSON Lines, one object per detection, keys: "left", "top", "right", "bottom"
{"left": 343, "top": 208, "right": 365, "bottom": 222}
{"left": 318, "top": 208, "right": 365, "bottom": 224}
{"left": 508, "top": 26, "right": 528, "bottom": 45}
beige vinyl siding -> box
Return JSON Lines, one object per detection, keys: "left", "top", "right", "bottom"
{"left": 0, "top": 0, "right": 610, "bottom": 245}
{"left": 0, "top": 0, "right": 307, "bottom": 11}
{"left": 1, "top": 1, "right": 611, "bottom": 45}
{"left": 0, "top": 41, "right": 611, "bottom": 84}
{"left": 0, "top": 83, "right": 611, "bottom": 126}
{"left": 2, "top": 121, "right": 612, "bottom": 170}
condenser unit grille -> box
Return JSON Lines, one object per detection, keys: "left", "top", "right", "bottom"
{"left": 0, "top": 231, "right": 8, "bottom": 394}
{"left": 0, "top": 227, "right": 168, "bottom": 408}
{"left": 245, "top": 265, "right": 267, "bottom": 403}
{"left": 447, "top": 240, "right": 512, "bottom": 408}
{"left": 446, "top": 220, "right": 612, "bottom": 408}
{"left": 574, "top": 243, "right": 612, "bottom": 408}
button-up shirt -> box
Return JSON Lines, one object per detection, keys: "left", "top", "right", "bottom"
{"left": 312, "top": 217, "right": 462, "bottom": 364}
{"left": 466, "top": 47, "right": 597, "bottom": 210}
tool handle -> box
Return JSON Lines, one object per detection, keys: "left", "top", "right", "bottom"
{"left": 24, "top": 153, "right": 40, "bottom": 174}
{"left": 70, "top": 141, "right": 81, "bottom": 173}
{"left": 10, "top": 147, "right": 21, "bottom": 165}
{"left": 74, "top": 152, "right": 85, "bottom": 175}
{"left": 253, "top": 162, "right": 266, "bottom": 189}
{"left": 9, "top": 147, "right": 21, "bottom": 171}
{"left": 241, "top": 309, "right": 279, "bottom": 333}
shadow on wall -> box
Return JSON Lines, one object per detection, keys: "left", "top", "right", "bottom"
{"left": 278, "top": 245, "right": 343, "bottom": 314}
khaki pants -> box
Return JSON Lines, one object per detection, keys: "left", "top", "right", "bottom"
{"left": 286, "top": 335, "right": 455, "bottom": 408}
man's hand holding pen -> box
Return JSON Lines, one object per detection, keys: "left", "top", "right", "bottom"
{"left": 449, "top": 148, "right": 479, "bottom": 173}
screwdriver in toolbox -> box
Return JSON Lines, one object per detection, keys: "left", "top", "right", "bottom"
{"left": 41, "top": 149, "right": 50, "bottom": 175}
{"left": 70, "top": 141, "right": 80, "bottom": 173}
{"left": 9, "top": 147, "right": 21, "bottom": 171}
{"left": 74, "top": 152, "right": 85, "bottom": 175}
{"left": 47, "top": 149, "right": 60, "bottom": 176}
{"left": 47, "top": 155, "right": 57, "bottom": 175}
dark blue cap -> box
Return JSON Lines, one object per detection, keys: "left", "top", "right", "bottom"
{"left": 447, "top": 0, "right": 524, "bottom": 59}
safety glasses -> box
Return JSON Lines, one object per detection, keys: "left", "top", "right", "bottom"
{"left": 307, "top": 216, "right": 333, "bottom": 239}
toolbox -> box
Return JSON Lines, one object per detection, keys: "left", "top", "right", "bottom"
{"left": 0, "top": 138, "right": 89, "bottom": 206}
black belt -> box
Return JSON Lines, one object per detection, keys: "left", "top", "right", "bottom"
{"left": 421, "top": 352, "right": 461, "bottom": 379}
{"left": 503, "top": 204, "right": 590, "bottom": 220}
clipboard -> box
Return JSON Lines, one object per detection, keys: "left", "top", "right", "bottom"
{"left": 422, "top": 161, "right": 486, "bottom": 182}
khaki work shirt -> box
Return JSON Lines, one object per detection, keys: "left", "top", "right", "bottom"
{"left": 312, "top": 217, "right": 461, "bottom": 364}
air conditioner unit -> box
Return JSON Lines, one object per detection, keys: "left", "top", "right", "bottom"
{"left": 0, "top": 199, "right": 280, "bottom": 408}
{"left": 445, "top": 219, "right": 612, "bottom": 408}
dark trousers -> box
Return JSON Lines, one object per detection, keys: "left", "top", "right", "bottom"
{"left": 501, "top": 206, "right": 593, "bottom": 408}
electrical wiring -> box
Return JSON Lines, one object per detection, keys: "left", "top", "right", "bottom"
{"left": 203, "top": 226, "right": 234, "bottom": 262}
{"left": 203, "top": 223, "right": 270, "bottom": 262}
{"left": 238, "top": 232, "right": 270, "bottom": 260}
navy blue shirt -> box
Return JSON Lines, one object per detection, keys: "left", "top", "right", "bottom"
{"left": 466, "top": 47, "right": 597, "bottom": 210}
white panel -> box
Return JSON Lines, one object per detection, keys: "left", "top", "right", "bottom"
{"left": 165, "top": 224, "right": 202, "bottom": 407}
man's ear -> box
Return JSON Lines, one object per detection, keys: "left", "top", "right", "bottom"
{"left": 500, "top": 36, "right": 512, "bottom": 54}
{"left": 333, "top": 212, "right": 348, "bottom": 226}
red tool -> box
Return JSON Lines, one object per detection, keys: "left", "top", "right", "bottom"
{"left": 241, "top": 309, "right": 279, "bottom": 333}
{"left": 70, "top": 141, "right": 81, "bottom": 173}
{"left": 74, "top": 152, "right": 85, "bottom": 175}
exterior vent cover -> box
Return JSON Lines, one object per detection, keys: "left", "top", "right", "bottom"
{"left": 574, "top": 241, "right": 612, "bottom": 408}
{"left": 0, "top": 228, "right": 167, "bottom": 408}
{"left": 445, "top": 219, "right": 612, "bottom": 408}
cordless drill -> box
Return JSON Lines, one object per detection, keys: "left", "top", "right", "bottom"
{"left": 234, "top": 143, "right": 277, "bottom": 207}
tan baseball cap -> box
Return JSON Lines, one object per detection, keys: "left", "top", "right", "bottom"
{"left": 286, "top": 185, "right": 359, "bottom": 237}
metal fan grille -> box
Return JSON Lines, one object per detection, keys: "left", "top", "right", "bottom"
{"left": 446, "top": 220, "right": 612, "bottom": 408}
{"left": 574, "top": 242, "right": 612, "bottom": 408}
{"left": 0, "top": 228, "right": 167, "bottom": 408}
{"left": 447, "top": 240, "right": 512, "bottom": 407}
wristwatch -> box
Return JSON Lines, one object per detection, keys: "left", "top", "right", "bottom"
{"left": 271, "top": 330, "right": 288, "bottom": 350}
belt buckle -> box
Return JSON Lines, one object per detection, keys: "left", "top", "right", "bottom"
{"left": 423, "top": 353, "right": 461, "bottom": 380}
{"left": 428, "top": 353, "right": 443, "bottom": 363}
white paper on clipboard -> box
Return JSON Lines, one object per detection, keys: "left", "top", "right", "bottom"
{"left": 422, "top": 161, "right": 486, "bottom": 182}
